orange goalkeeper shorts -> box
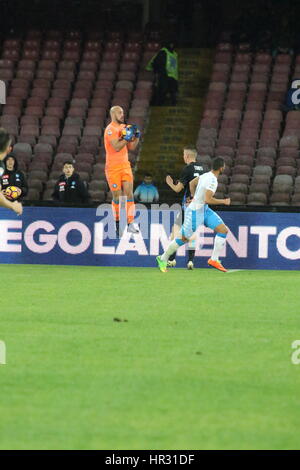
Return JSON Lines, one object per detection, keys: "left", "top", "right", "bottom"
{"left": 105, "top": 164, "right": 133, "bottom": 192}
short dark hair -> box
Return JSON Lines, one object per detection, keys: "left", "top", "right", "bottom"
{"left": 0, "top": 128, "right": 11, "bottom": 153}
{"left": 212, "top": 157, "right": 225, "bottom": 171}
{"left": 144, "top": 173, "right": 152, "bottom": 178}
{"left": 63, "top": 161, "right": 74, "bottom": 167}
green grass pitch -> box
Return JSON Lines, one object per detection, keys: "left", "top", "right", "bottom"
{"left": 0, "top": 264, "right": 300, "bottom": 450}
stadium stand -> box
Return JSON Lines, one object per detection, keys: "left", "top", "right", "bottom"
{"left": 0, "top": 30, "right": 157, "bottom": 202}
{"left": 2, "top": 29, "right": 300, "bottom": 207}
{"left": 198, "top": 40, "right": 300, "bottom": 206}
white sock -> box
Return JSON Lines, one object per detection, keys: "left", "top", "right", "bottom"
{"left": 211, "top": 235, "right": 226, "bottom": 261}
{"left": 161, "top": 239, "right": 181, "bottom": 262}
{"left": 188, "top": 239, "right": 195, "bottom": 249}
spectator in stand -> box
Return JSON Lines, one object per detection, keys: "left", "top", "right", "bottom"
{"left": 146, "top": 41, "right": 178, "bottom": 106}
{"left": 134, "top": 174, "right": 159, "bottom": 203}
{"left": 52, "top": 161, "right": 89, "bottom": 204}
{"left": 1, "top": 153, "right": 28, "bottom": 199}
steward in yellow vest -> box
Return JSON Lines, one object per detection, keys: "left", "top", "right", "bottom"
{"left": 146, "top": 42, "right": 178, "bottom": 106}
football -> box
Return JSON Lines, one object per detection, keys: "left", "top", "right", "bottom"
{"left": 121, "top": 124, "right": 140, "bottom": 141}
{"left": 5, "top": 186, "right": 20, "bottom": 201}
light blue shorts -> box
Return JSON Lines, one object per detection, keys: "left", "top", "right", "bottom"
{"left": 180, "top": 206, "right": 224, "bottom": 239}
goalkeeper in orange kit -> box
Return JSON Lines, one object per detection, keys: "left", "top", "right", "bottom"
{"left": 104, "top": 106, "right": 140, "bottom": 235}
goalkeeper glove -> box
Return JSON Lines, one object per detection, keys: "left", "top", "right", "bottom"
{"left": 131, "top": 124, "right": 141, "bottom": 139}
{"left": 121, "top": 125, "right": 135, "bottom": 142}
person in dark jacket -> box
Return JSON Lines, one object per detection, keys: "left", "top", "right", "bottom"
{"left": 146, "top": 41, "right": 178, "bottom": 106}
{"left": 1, "top": 153, "right": 28, "bottom": 199}
{"left": 52, "top": 161, "right": 89, "bottom": 203}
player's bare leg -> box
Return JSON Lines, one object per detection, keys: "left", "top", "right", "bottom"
{"left": 168, "top": 223, "right": 180, "bottom": 267}
{"left": 157, "top": 233, "right": 185, "bottom": 273}
{"left": 158, "top": 233, "right": 189, "bottom": 271}
{"left": 167, "top": 225, "right": 195, "bottom": 270}
{"left": 208, "top": 223, "right": 228, "bottom": 272}
{"left": 122, "top": 181, "right": 139, "bottom": 233}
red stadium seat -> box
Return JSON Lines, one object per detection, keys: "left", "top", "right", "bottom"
{"left": 235, "top": 155, "right": 254, "bottom": 166}
{"left": 42, "top": 50, "right": 60, "bottom": 61}
{"left": 31, "top": 88, "right": 50, "bottom": 99}
{"left": 67, "top": 107, "right": 87, "bottom": 118}
{"left": 90, "top": 190, "right": 106, "bottom": 202}
{"left": 270, "top": 192, "right": 290, "bottom": 205}
{"left": 34, "top": 143, "right": 53, "bottom": 155}
{"left": 228, "top": 192, "right": 246, "bottom": 204}
{"left": 80, "top": 61, "right": 98, "bottom": 72}
{"left": 247, "top": 193, "right": 268, "bottom": 205}
{"left": 24, "top": 188, "right": 41, "bottom": 200}
{"left": 51, "top": 88, "right": 71, "bottom": 99}
{"left": 231, "top": 174, "right": 249, "bottom": 184}
{"left": 27, "top": 179, "right": 44, "bottom": 192}
{"left": 82, "top": 50, "right": 100, "bottom": 62}
{"left": 232, "top": 165, "right": 252, "bottom": 176}
{"left": 41, "top": 125, "right": 61, "bottom": 138}
{"left": 62, "top": 126, "right": 81, "bottom": 137}
{"left": 76, "top": 153, "right": 95, "bottom": 164}
{"left": 72, "top": 89, "right": 93, "bottom": 100}
{"left": 20, "top": 125, "right": 40, "bottom": 137}
{"left": 56, "top": 70, "right": 75, "bottom": 81}
{"left": 45, "top": 107, "right": 64, "bottom": 119}
{"left": 60, "top": 135, "right": 80, "bottom": 145}
{"left": 58, "top": 60, "right": 76, "bottom": 71}
{"left": 57, "top": 143, "right": 78, "bottom": 155}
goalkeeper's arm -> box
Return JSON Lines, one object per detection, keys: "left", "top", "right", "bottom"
{"left": 110, "top": 137, "right": 139, "bottom": 152}
{"left": 110, "top": 130, "right": 140, "bottom": 151}
{"left": 110, "top": 138, "right": 128, "bottom": 152}
{"left": 128, "top": 136, "right": 139, "bottom": 151}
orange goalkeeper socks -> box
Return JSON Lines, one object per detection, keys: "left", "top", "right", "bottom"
{"left": 126, "top": 199, "right": 135, "bottom": 224}
{"left": 112, "top": 200, "right": 120, "bottom": 222}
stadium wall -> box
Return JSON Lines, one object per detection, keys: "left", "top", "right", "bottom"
{"left": 0, "top": 206, "right": 299, "bottom": 270}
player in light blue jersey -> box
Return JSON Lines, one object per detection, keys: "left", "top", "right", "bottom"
{"left": 156, "top": 157, "right": 230, "bottom": 272}
{"left": 165, "top": 146, "right": 207, "bottom": 270}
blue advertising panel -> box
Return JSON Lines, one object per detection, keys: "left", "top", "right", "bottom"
{"left": 0, "top": 206, "right": 300, "bottom": 270}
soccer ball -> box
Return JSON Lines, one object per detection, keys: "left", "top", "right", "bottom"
{"left": 121, "top": 125, "right": 135, "bottom": 141}
{"left": 5, "top": 186, "right": 19, "bottom": 201}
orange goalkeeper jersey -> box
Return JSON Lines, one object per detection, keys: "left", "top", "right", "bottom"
{"left": 104, "top": 121, "right": 129, "bottom": 170}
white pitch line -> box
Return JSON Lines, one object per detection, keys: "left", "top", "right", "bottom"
{"left": 226, "top": 269, "right": 243, "bottom": 274}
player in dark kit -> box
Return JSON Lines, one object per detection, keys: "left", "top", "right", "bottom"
{"left": 52, "top": 161, "right": 89, "bottom": 203}
{"left": 165, "top": 146, "right": 207, "bottom": 269}
{"left": 2, "top": 153, "right": 28, "bottom": 199}
{"left": 0, "top": 128, "right": 23, "bottom": 215}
